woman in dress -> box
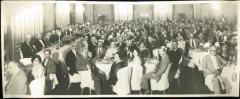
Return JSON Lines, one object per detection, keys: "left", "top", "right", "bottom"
{"left": 29, "top": 55, "right": 46, "bottom": 95}
{"left": 128, "top": 48, "right": 143, "bottom": 94}
{"left": 108, "top": 52, "right": 130, "bottom": 95}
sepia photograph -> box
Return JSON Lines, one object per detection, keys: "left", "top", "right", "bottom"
{"left": 1, "top": 0, "right": 239, "bottom": 98}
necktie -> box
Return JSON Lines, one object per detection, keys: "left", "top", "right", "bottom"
{"left": 39, "top": 40, "right": 45, "bottom": 47}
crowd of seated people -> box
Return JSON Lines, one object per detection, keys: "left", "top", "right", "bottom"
{"left": 4, "top": 16, "right": 238, "bottom": 95}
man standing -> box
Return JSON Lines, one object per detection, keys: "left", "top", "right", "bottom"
{"left": 88, "top": 36, "right": 98, "bottom": 59}
{"left": 140, "top": 46, "right": 171, "bottom": 94}
{"left": 167, "top": 41, "right": 183, "bottom": 94}
{"left": 5, "top": 61, "right": 28, "bottom": 95}
{"left": 65, "top": 41, "right": 82, "bottom": 76}
{"left": 43, "top": 50, "right": 57, "bottom": 94}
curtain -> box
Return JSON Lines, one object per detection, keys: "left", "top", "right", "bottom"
{"left": 6, "top": 1, "right": 43, "bottom": 43}
{"left": 75, "top": 3, "right": 84, "bottom": 24}
{"left": 153, "top": 3, "right": 173, "bottom": 20}
{"left": 114, "top": 4, "right": 133, "bottom": 21}
{"left": 56, "top": 2, "right": 70, "bottom": 28}
{"left": 3, "top": 1, "right": 43, "bottom": 60}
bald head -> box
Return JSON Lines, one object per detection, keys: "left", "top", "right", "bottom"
{"left": 26, "top": 35, "right": 31, "bottom": 43}
{"left": 7, "top": 61, "right": 20, "bottom": 75}
{"left": 37, "top": 33, "right": 42, "bottom": 39}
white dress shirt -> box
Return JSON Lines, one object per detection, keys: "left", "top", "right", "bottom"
{"left": 72, "top": 50, "right": 77, "bottom": 58}
{"left": 39, "top": 39, "right": 45, "bottom": 47}
{"left": 44, "top": 59, "right": 48, "bottom": 66}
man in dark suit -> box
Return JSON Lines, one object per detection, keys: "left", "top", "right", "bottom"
{"left": 146, "top": 36, "right": 158, "bottom": 58}
{"left": 5, "top": 61, "right": 28, "bottom": 95}
{"left": 43, "top": 50, "right": 57, "bottom": 94}
{"left": 117, "top": 36, "right": 127, "bottom": 59}
{"left": 34, "top": 33, "right": 46, "bottom": 52}
{"left": 88, "top": 36, "right": 98, "bottom": 59}
{"left": 140, "top": 46, "right": 171, "bottom": 94}
{"left": 158, "top": 30, "right": 169, "bottom": 46}
{"left": 187, "top": 33, "right": 198, "bottom": 49}
{"left": 65, "top": 42, "right": 81, "bottom": 76}
{"left": 20, "top": 35, "right": 37, "bottom": 58}
{"left": 60, "top": 27, "right": 71, "bottom": 39}
{"left": 43, "top": 32, "right": 52, "bottom": 47}
{"left": 167, "top": 41, "right": 183, "bottom": 94}
{"left": 49, "top": 30, "right": 59, "bottom": 44}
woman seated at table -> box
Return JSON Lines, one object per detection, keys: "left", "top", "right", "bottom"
{"left": 103, "top": 41, "right": 118, "bottom": 61}
{"left": 108, "top": 52, "right": 130, "bottom": 94}
{"left": 128, "top": 48, "right": 143, "bottom": 94}
{"left": 29, "top": 55, "right": 46, "bottom": 95}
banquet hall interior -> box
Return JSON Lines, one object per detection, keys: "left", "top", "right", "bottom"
{"left": 2, "top": 1, "right": 239, "bottom": 97}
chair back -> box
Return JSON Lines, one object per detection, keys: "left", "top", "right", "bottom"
{"left": 113, "top": 66, "right": 132, "bottom": 95}
{"left": 151, "top": 63, "right": 172, "bottom": 91}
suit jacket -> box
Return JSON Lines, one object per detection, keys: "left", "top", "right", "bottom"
{"left": 167, "top": 48, "right": 183, "bottom": 80}
{"left": 34, "top": 39, "right": 46, "bottom": 52}
{"left": 186, "top": 38, "right": 198, "bottom": 49}
{"left": 60, "top": 30, "right": 71, "bottom": 40}
{"left": 158, "top": 34, "right": 168, "bottom": 46}
{"left": 43, "top": 37, "right": 51, "bottom": 47}
{"left": 118, "top": 42, "right": 127, "bottom": 58}
{"left": 154, "top": 54, "right": 171, "bottom": 77}
{"left": 97, "top": 47, "right": 107, "bottom": 59}
{"left": 202, "top": 55, "right": 223, "bottom": 77}
{"left": 43, "top": 58, "right": 57, "bottom": 74}
{"left": 49, "top": 34, "right": 59, "bottom": 44}
{"left": 88, "top": 42, "right": 97, "bottom": 58}
{"left": 146, "top": 41, "right": 158, "bottom": 58}
{"left": 21, "top": 42, "right": 37, "bottom": 58}
{"left": 65, "top": 50, "right": 79, "bottom": 75}
{"left": 108, "top": 61, "right": 128, "bottom": 86}
{"left": 5, "top": 70, "right": 28, "bottom": 95}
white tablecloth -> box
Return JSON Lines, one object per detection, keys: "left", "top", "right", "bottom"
{"left": 191, "top": 51, "right": 209, "bottom": 71}
{"left": 144, "top": 59, "right": 159, "bottom": 73}
{"left": 221, "top": 65, "right": 239, "bottom": 96}
{"left": 20, "top": 44, "right": 71, "bottom": 66}
{"left": 95, "top": 62, "right": 113, "bottom": 80}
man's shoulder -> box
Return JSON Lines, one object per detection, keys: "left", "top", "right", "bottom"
{"left": 16, "top": 70, "right": 27, "bottom": 79}
{"left": 21, "top": 42, "right": 27, "bottom": 46}
{"left": 67, "top": 50, "right": 73, "bottom": 54}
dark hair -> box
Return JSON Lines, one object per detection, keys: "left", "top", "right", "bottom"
{"left": 31, "top": 55, "right": 42, "bottom": 63}
{"left": 115, "top": 52, "right": 124, "bottom": 60}
{"left": 129, "top": 44, "right": 140, "bottom": 53}
{"left": 44, "top": 50, "right": 51, "bottom": 54}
